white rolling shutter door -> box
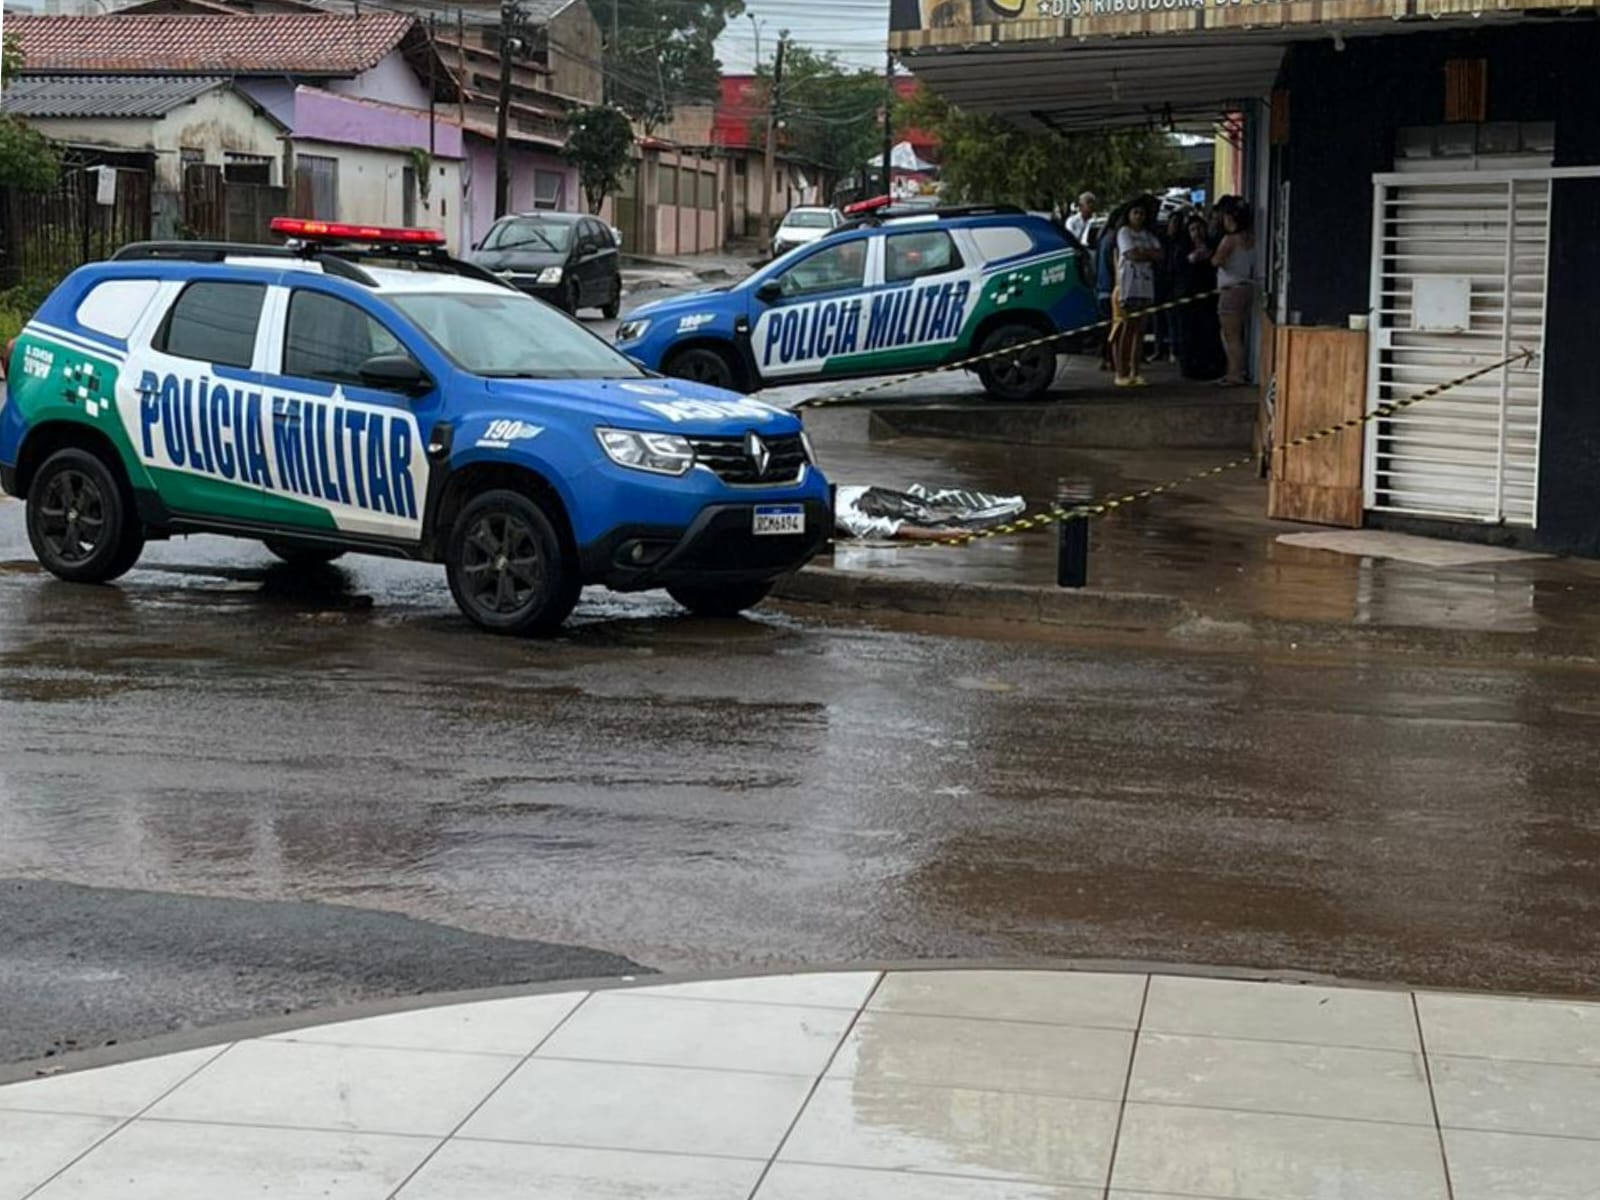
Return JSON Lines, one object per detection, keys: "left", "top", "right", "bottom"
{"left": 1364, "top": 176, "right": 1550, "bottom": 525}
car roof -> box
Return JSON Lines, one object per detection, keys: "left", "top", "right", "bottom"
{"left": 361, "top": 266, "right": 508, "bottom": 295}
{"left": 499, "top": 212, "right": 582, "bottom": 223}
{"left": 108, "top": 239, "right": 519, "bottom": 296}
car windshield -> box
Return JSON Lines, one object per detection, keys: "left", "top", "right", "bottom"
{"left": 389, "top": 290, "right": 644, "bottom": 379}
{"left": 484, "top": 218, "right": 573, "bottom": 253}
{"left": 783, "top": 211, "right": 834, "bottom": 229}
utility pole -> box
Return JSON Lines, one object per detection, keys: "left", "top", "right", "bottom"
{"left": 761, "top": 32, "right": 787, "bottom": 246}
{"left": 607, "top": 0, "right": 619, "bottom": 104}
{"left": 427, "top": 12, "right": 437, "bottom": 163}
{"left": 495, "top": 0, "right": 519, "bottom": 218}
{"left": 456, "top": 7, "right": 467, "bottom": 132}
{"left": 882, "top": 46, "right": 894, "bottom": 201}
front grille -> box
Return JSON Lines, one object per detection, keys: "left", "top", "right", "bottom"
{"left": 688, "top": 433, "right": 807, "bottom": 485}
{"left": 669, "top": 503, "right": 829, "bottom": 573}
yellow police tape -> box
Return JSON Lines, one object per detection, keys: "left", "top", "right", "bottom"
{"left": 898, "top": 347, "right": 1536, "bottom": 550}
{"left": 793, "top": 288, "right": 1223, "bottom": 411}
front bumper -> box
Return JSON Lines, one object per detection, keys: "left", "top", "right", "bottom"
{"left": 581, "top": 499, "right": 832, "bottom": 592}
{"left": 496, "top": 275, "right": 564, "bottom": 304}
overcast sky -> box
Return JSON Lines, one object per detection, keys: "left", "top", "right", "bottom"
{"left": 714, "top": 0, "right": 892, "bottom": 75}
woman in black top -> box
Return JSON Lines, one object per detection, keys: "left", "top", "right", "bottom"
{"left": 1159, "top": 209, "right": 1191, "bottom": 363}
{"left": 1179, "top": 214, "right": 1226, "bottom": 381}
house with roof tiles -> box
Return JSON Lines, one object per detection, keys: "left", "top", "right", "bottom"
{"left": 5, "top": 8, "right": 472, "bottom": 247}
{"left": 3, "top": 1, "right": 605, "bottom": 253}
{"left": 114, "top": 0, "right": 606, "bottom": 240}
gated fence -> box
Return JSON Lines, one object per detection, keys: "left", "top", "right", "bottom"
{"left": 0, "top": 153, "right": 152, "bottom": 287}
{"left": 182, "top": 164, "right": 287, "bottom": 244}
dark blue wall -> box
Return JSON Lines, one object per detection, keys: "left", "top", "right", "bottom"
{"left": 1537, "top": 178, "right": 1600, "bottom": 555}
{"left": 1278, "top": 18, "right": 1600, "bottom": 553}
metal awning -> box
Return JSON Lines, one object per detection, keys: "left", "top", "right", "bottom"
{"left": 896, "top": 12, "right": 1536, "bottom": 135}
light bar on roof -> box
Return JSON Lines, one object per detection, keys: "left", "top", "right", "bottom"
{"left": 842, "top": 195, "right": 894, "bottom": 216}
{"left": 269, "top": 217, "right": 445, "bottom": 245}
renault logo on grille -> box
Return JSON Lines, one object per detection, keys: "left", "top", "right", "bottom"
{"left": 744, "top": 431, "right": 771, "bottom": 477}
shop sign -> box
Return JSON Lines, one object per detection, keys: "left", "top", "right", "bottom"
{"left": 894, "top": 0, "right": 1593, "bottom": 35}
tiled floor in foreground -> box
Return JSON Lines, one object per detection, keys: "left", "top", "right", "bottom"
{"left": 4, "top": 968, "right": 1600, "bottom": 1199}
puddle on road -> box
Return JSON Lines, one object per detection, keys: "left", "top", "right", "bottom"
{"left": 1, "top": 672, "right": 125, "bottom": 702}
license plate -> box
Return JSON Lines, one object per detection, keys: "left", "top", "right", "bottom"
{"left": 753, "top": 504, "right": 805, "bottom": 536}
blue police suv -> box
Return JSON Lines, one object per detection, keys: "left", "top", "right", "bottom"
{"left": 0, "top": 219, "right": 831, "bottom": 635}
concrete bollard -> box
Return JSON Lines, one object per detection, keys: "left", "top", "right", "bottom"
{"left": 1056, "top": 481, "right": 1091, "bottom": 589}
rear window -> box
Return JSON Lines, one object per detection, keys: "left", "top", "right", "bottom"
{"left": 155, "top": 281, "right": 265, "bottom": 369}
{"left": 784, "top": 211, "right": 835, "bottom": 229}
{"left": 970, "top": 225, "right": 1035, "bottom": 263}
{"left": 76, "top": 279, "right": 161, "bottom": 340}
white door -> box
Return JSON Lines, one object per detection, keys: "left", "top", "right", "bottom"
{"left": 1363, "top": 172, "right": 1551, "bottom": 525}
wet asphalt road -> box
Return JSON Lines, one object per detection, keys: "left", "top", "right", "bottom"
{"left": 4, "top": 496, "right": 1600, "bottom": 1065}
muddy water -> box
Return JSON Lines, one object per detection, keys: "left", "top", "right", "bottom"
{"left": 3, "top": 501, "right": 1599, "bottom": 1002}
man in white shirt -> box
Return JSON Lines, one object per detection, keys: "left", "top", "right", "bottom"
{"left": 1065, "top": 192, "right": 1097, "bottom": 244}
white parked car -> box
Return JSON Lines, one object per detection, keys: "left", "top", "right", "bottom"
{"left": 771, "top": 206, "right": 842, "bottom": 259}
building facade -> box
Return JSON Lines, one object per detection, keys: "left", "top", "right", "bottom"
{"left": 6, "top": 8, "right": 470, "bottom": 247}
{"left": 891, "top": 0, "right": 1600, "bottom": 556}
{"left": 427, "top": 0, "right": 600, "bottom": 246}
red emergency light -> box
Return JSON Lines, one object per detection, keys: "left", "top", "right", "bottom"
{"left": 269, "top": 217, "right": 445, "bottom": 245}
{"left": 843, "top": 195, "right": 894, "bottom": 216}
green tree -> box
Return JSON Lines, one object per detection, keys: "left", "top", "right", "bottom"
{"left": 588, "top": 0, "right": 744, "bottom": 132}
{"left": 752, "top": 43, "right": 884, "bottom": 183}
{"left": 899, "top": 84, "right": 1182, "bottom": 211}
{"left": 562, "top": 105, "right": 634, "bottom": 214}
{"left": 0, "top": 34, "right": 59, "bottom": 193}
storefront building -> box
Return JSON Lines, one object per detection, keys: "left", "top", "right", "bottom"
{"left": 890, "top": 0, "right": 1600, "bottom": 555}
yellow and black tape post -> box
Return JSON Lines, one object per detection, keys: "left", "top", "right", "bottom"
{"left": 902, "top": 347, "right": 1535, "bottom": 551}
{"left": 791, "top": 289, "right": 1224, "bottom": 412}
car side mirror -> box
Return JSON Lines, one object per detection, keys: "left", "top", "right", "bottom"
{"left": 358, "top": 354, "right": 430, "bottom": 394}
{"left": 756, "top": 279, "right": 783, "bottom": 304}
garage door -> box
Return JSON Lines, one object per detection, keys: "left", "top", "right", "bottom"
{"left": 1363, "top": 173, "right": 1549, "bottom": 525}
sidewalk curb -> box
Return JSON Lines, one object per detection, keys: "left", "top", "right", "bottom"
{"left": 772, "top": 565, "right": 1600, "bottom": 663}
{"left": 620, "top": 253, "right": 752, "bottom": 280}
{"left": 9, "top": 954, "right": 1567, "bottom": 1086}
{"left": 772, "top": 566, "right": 1190, "bottom": 631}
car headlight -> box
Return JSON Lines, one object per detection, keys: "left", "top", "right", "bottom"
{"left": 596, "top": 428, "right": 695, "bottom": 476}
{"left": 536, "top": 266, "right": 564, "bottom": 284}
{"left": 615, "top": 318, "right": 650, "bottom": 343}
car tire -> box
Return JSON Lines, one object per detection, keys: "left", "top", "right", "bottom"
{"left": 975, "top": 322, "right": 1057, "bottom": 402}
{"left": 445, "top": 488, "right": 578, "bottom": 636}
{"left": 25, "top": 447, "right": 144, "bottom": 584}
{"left": 601, "top": 279, "right": 621, "bottom": 320}
{"left": 263, "top": 538, "right": 346, "bottom": 567}
{"left": 667, "top": 580, "right": 772, "bottom": 617}
{"left": 563, "top": 277, "right": 582, "bottom": 315}
{"left": 664, "top": 345, "right": 741, "bottom": 392}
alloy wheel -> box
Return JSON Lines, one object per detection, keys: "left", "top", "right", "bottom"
{"left": 35, "top": 469, "right": 106, "bottom": 564}
{"left": 458, "top": 510, "right": 546, "bottom": 615}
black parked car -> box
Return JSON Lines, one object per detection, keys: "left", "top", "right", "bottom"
{"left": 467, "top": 212, "right": 622, "bottom": 317}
